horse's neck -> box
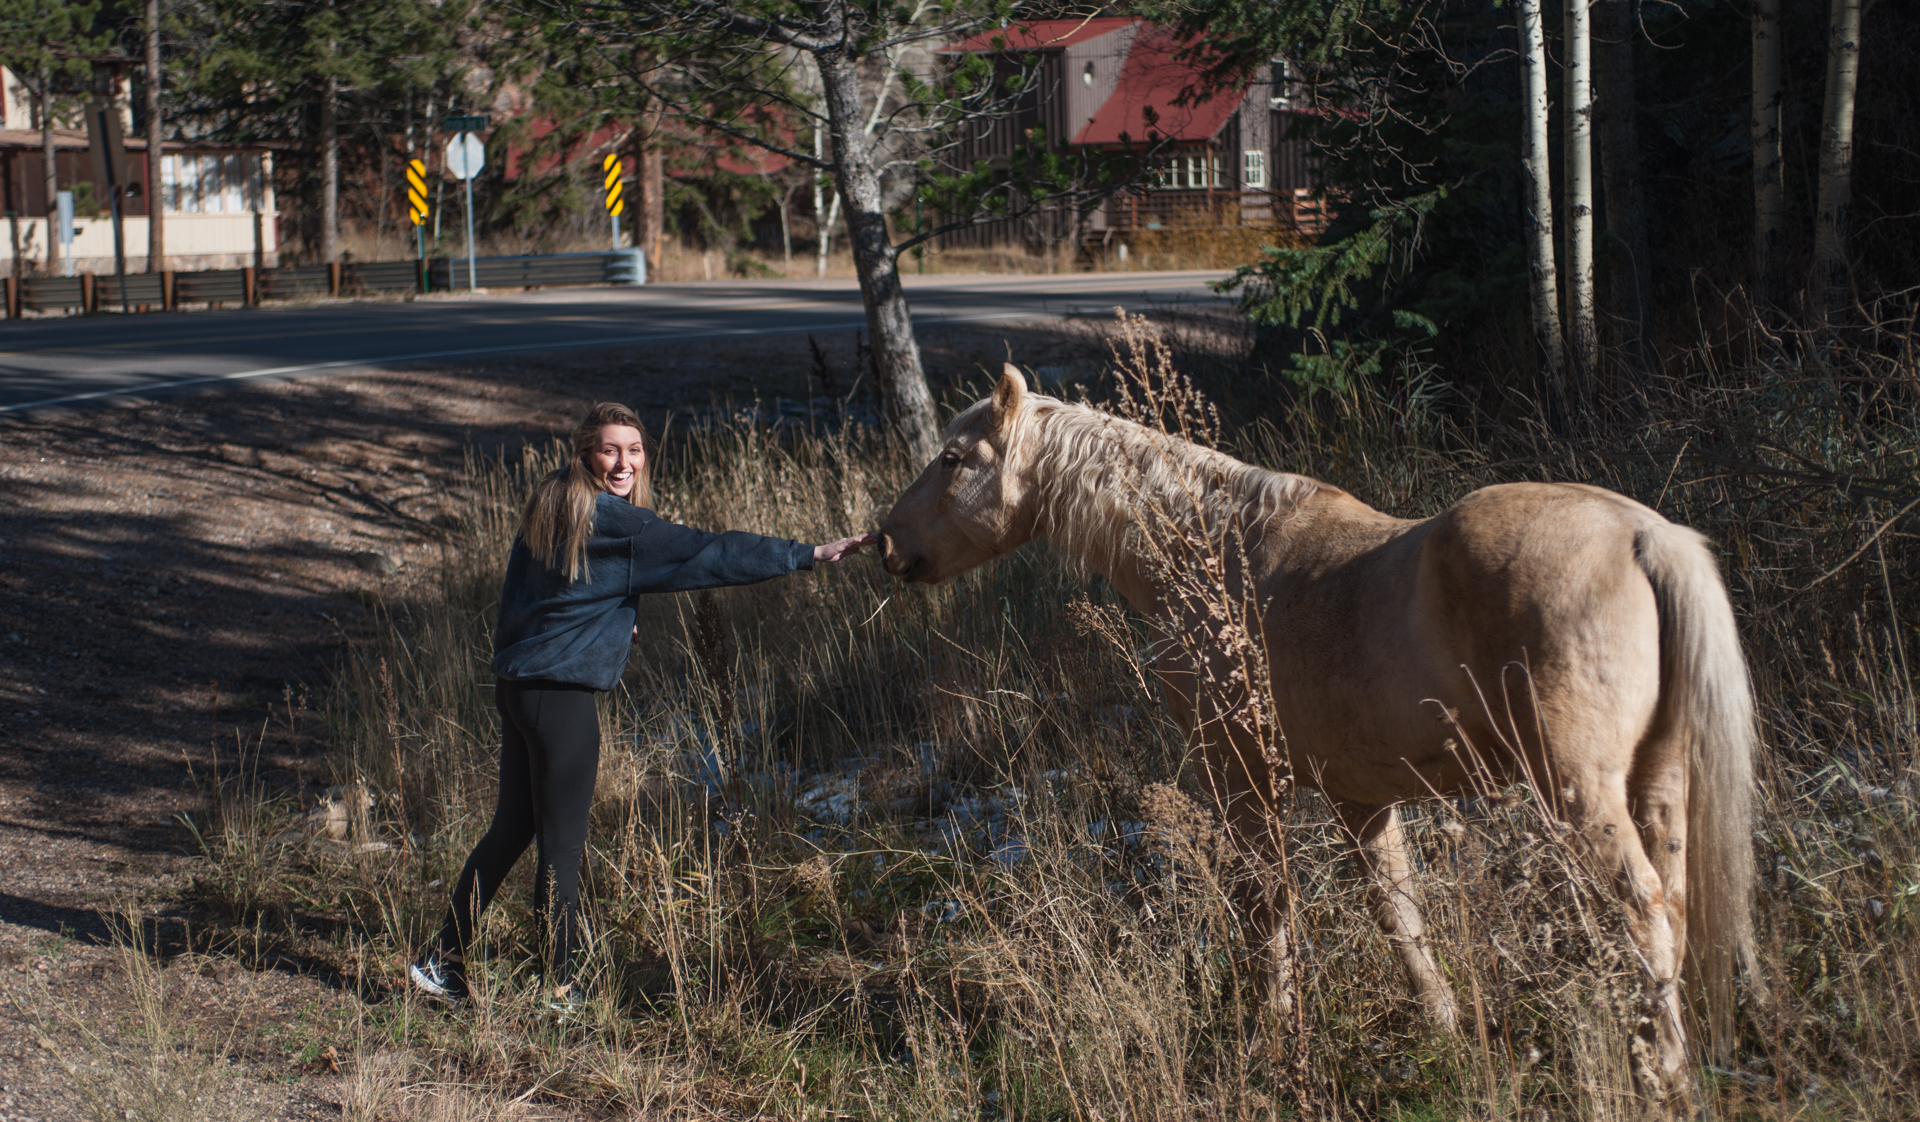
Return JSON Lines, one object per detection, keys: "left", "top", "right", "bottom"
{"left": 1026, "top": 408, "right": 1320, "bottom": 611}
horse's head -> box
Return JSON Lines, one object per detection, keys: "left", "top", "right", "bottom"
{"left": 880, "top": 364, "right": 1040, "bottom": 583}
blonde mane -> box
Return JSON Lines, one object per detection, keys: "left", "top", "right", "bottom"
{"left": 954, "top": 392, "right": 1330, "bottom": 576}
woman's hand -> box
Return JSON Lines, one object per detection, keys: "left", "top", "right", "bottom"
{"left": 813, "top": 533, "right": 880, "bottom": 564}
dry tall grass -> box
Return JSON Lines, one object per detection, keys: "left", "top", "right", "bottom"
{"left": 179, "top": 313, "right": 1919, "bottom": 1119}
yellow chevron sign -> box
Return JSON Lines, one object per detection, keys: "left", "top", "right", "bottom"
{"left": 603, "top": 153, "right": 624, "bottom": 217}
{"left": 406, "top": 158, "right": 429, "bottom": 225}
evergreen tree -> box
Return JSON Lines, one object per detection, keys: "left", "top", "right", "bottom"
{"left": 167, "top": 0, "right": 472, "bottom": 262}
{"left": 0, "top": 0, "right": 109, "bottom": 273}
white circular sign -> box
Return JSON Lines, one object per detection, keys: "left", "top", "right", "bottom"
{"left": 444, "top": 133, "right": 486, "bottom": 181}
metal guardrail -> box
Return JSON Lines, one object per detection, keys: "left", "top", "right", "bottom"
{"left": 430, "top": 250, "right": 645, "bottom": 292}
{"left": 2, "top": 249, "right": 645, "bottom": 318}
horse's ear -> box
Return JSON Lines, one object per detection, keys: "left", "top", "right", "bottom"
{"left": 991, "top": 364, "right": 1027, "bottom": 433}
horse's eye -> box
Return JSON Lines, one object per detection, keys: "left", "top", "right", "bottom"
{"left": 939, "top": 452, "right": 962, "bottom": 469}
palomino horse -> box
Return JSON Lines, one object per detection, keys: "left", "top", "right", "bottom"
{"left": 878, "top": 366, "right": 1754, "bottom": 1107}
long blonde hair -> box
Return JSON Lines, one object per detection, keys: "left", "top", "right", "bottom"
{"left": 520, "top": 402, "right": 653, "bottom": 581}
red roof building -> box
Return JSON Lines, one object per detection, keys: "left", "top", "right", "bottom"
{"left": 940, "top": 19, "right": 1324, "bottom": 244}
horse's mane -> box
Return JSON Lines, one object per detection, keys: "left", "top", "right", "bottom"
{"left": 952, "top": 393, "right": 1331, "bottom": 574}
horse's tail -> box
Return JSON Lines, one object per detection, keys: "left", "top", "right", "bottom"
{"left": 1635, "top": 521, "right": 1756, "bottom": 1059}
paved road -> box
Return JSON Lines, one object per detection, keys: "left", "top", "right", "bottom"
{"left": 0, "top": 271, "right": 1232, "bottom": 415}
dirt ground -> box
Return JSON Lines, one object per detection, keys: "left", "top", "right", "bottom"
{"left": 0, "top": 316, "right": 1127, "bottom": 1120}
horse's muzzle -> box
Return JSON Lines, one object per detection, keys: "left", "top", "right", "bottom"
{"left": 879, "top": 535, "right": 926, "bottom": 581}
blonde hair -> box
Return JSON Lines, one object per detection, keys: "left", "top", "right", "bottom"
{"left": 520, "top": 402, "right": 653, "bottom": 581}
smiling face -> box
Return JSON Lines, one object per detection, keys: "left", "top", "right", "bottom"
{"left": 587, "top": 424, "right": 647, "bottom": 498}
{"left": 880, "top": 365, "right": 1039, "bottom": 583}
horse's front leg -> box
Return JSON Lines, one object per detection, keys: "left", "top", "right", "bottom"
{"left": 1334, "top": 801, "right": 1459, "bottom": 1033}
{"left": 1195, "top": 726, "right": 1301, "bottom": 1026}
{"left": 1156, "top": 650, "right": 1300, "bottom": 1028}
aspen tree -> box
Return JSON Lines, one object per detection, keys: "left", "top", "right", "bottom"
{"left": 1812, "top": 0, "right": 1862, "bottom": 316}
{"left": 1563, "top": 0, "right": 1598, "bottom": 409}
{"left": 1519, "top": 0, "right": 1568, "bottom": 423}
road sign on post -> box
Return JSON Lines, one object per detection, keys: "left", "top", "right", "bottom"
{"left": 444, "top": 129, "right": 486, "bottom": 293}
{"left": 602, "top": 153, "right": 624, "bottom": 251}
{"left": 406, "top": 158, "right": 430, "bottom": 283}
{"left": 406, "top": 159, "right": 430, "bottom": 227}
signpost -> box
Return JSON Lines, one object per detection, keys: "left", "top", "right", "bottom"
{"left": 443, "top": 116, "right": 489, "bottom": 292}
{"left": 602, "top": 153, "right": 624, "bottom": 251}
{"left": 406, "top": 158, "right": 430, "bottom": 291}
{"left": 85, "top": 100, "right": 132, "bottom": 313}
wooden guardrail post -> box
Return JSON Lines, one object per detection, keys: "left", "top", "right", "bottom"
{"left": 3, "top": 276, "right": 16, "bottom": 319}
{"left": 242, "top": 266, "right": 257, "bottom": 306}
{"left": 328, "top": 261, "right": 342, "bottom": 297}
{"left": 81, "top": 273, "right": 97, "bottom": 314}
{"left": 162, "top": 270, "right": 176, "bottom": 312}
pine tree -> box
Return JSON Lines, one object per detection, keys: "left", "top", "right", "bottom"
{"left": 0, "top": 0, "right": 107, "bottom": 273}
{"left": 169, "top": 0, "right": 471, "bottom": 263}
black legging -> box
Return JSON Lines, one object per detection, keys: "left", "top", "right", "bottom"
{"left": 435, "top": 678, "right": 599, "bottom": 983}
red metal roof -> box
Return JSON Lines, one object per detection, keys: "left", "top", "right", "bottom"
{"left": 943, "top": 17, "right": 1140, "bottom": 53}
{"left": 1072, "top": 27, "right": 1241, "bottom": 146}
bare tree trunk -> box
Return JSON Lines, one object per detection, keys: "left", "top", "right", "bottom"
{"left": 639, "top": 109, "right": 665, "bottom": 275}
{"left": 1812, "top": 0, "right": 1862, "bottom": 317}
{"left": 779, "top": 183, "right": 793, "bottom": 265}
{"left": 145, "top": 0, "right": 165, "bottom": 272}
{"left": 1519, "top": 0, "right": 1568, "bottom": 425}
{"left": 813, "top": 123, "right": 832, "bottom": 278}
{"left": 1751, "top": 0, "right": 1785, "bottom": 308}
{"left": 319, "top": 73, "right": 339, "bottom": 263}
{"left": 817, "top": 47, "right": 938, "bottom": 459}
{"left": 40, "top": 75, "right": 60, "bottom": 274}
{"left": 1564, "top": 0, "right": 1598, "bottom": 411}
{"left": 1596, "top": 0, "right": 1651, "bottom": 388}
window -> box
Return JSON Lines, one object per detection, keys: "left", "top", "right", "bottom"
{"left": 1270, "top": 59, "right": 1296, "bottom": 107}
{"left": 161, "top": 153, "right": 266, "bottom": 214}
{"left": 1150, "top": 152, "right": 1223, "bottom": 190}
{"left": 1243, "top": 150, "right": 1267, "bottom": 189}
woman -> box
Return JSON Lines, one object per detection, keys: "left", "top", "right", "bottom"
{"left": 409, "top": 401, "right": 872, "bottom": 1006}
